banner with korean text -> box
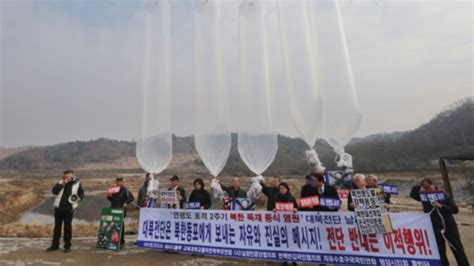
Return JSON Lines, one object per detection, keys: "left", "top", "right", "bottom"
{"left": 137, "top": 209, "right": 440, "bottom": 265}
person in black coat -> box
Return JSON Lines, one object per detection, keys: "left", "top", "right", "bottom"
{"left": 299, "top": 175, "right": 318, "bottom": 211}
{"left": 410, "top": 177, "right": 469, "bottom": 266}
{"left": 260, "top": 176, "right": 281, "bottom": 211}
{"left": 137, "top": 173, "right": 151, "bottom": 208}
{"left": 107, "top": 177, "right": 134, "bottom": 246}
{"left": 313, "top": 174, "right": 340, "bottom": 212}
{"left": 188, "top": 178, "right": 212, "bottom": 209}
{"left": 274, "top": 182, "right": 298, "bottom": 211}
{"left": 47, "top": 170, "right": 84, "bottom": 253}
{"left": 221, "top": 177, "right": 247, "bottom": 199}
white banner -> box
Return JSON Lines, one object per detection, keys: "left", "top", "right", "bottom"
{"left": 137, "top": 209, "right": 440, "bottom": 265}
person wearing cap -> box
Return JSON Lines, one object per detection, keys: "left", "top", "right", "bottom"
{"left": 410, "top": 177, "right": 469, "bottom": 266}
{"left": 168, "top": 175, "right": 186, "bottom": 209}
{"left": 46, "top": 170, "right": 84, "bottom": 253}
{"left": 107, "top": 176, "right": 134, "bottom": 247}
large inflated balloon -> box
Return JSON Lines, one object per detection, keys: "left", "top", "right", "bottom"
{"left": 193, "top": 0, "right": 231, "bottom": 178}
{"left": 309, "top": 0, "right": 361, "bottom": 169}
{"left": 136, "top": 0, "right": 172, "bottom": 195}
{"left": 277, "top": 0, "right": 324, "bottom": 172}
{"left": 238, "top": 0, "right": 278, "bottom": 200}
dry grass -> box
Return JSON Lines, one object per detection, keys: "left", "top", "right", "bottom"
{"left": 0, "top": 179, "right": 44, "bottom": 224}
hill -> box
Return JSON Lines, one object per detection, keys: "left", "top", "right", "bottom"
{"left": 0, "top": 97, "right": 472, "bottom": 174}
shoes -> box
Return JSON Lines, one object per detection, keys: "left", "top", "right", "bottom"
{"left": 64, "top": 248, "right": 71, "bottom": 253}
{"left": 45, "top": 246, "right": 59, "bottom": 252}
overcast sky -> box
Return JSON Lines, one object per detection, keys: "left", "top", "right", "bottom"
{"left": 0, "top": 0, "right": 472, "bottom": 147}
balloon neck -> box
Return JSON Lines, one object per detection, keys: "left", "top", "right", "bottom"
{"left": 335, "top": 151, "right": 353, "bottom": 169}
{"left": 305, "top": 149, "right": 326, "bottom": 173}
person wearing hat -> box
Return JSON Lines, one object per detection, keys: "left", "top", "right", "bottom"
{"left": 107, "top": 176, "right": 134, "bottom": 247}
{"left": 46, "top": 170, "right": 84, "bottom": 253}
{"left": 168, "top": 175, "right": 186, "bottom": 209}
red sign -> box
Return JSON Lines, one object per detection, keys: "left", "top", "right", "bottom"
{"left": 338, "top": 189, "right": 350, "bottom": 199}
{"left": 299, "top": 196, "right": 320, "bottom": 208}
{"left": 108, "top": 186, "right": 121, "bottom": 195}
{"left": 275, "top": 202, "right": 295, "bottom": 212}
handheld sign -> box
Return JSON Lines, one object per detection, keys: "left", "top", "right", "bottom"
{"left": 378, "top": 184, "right": 399, "bottom": 195}
{"left": 275, "top": 202, "right": 295, "bottom": 212}
{"left": 185, "top": 202, "right": 201, "bottom": 209}
{"left": 299, "top": 196, "right": 320, "bottom": 209}
{"left": 419, "top": 191, "right": 446, "bottom": 203}
{"left": 108, "top": 186, "right": 121, "bottom": 195}
{"left": 96, "top": 208, "right": 124, "bottom": 251}
{"left": 320, "top": 197, "right": 341, "bottom": 209}
{"left": 337, "top": 189, "right": 350, "bottom": 199}
{"left": 160, "top": 191, "right": 178, "bottom": 209}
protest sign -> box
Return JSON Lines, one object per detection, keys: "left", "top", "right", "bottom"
{"left": 96, "top": 208, "right": 124, "bottom": 251}
{"left": 137, "top": 209, "right": 440, "bottom": 265}
{"left": 419, "top": 191, "right": 446, "bottom": 203}
{"left": 299, "top": 196, "right": 320, "bottom": 209}
{"left": 378, "top": 184, "right": 400, "bottom": 195}
{"left": 275, "top": 202, "right": 296, "bottom": 212}
{"left": 108, "top": 186, "right": 121, "bottom": 195}
{"left": 351, "top": 188, "right": 392, "bottom": 234}
{"left": 160, "top": 191, "right": 178, "bottom": 208}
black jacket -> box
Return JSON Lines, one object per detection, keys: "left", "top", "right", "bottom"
{"left": 52, "top": 180, "right": 84, "bottom": 211}
{"left": 300, "top": 184, "right": 318, "bottom": 211}
{"left": 107, "top": 186, "right": 134, "bottom": 216}
{"left": 261, "top": 183, "right": 279, "bottom": 211}
{"left": 221, "top": 184, "right": 247, "bottom": 199}
{"left": 137, "top": 181, "right": 148, "bottom": 208}
{"left": 410, "top": 185, "right": 459, "bottom": 230}
{"left": 314, "top": 184, "right": 340, "bottom": 212}
{"left": 188, "top": 189, "right": 212, "bottom": 209}
{"left": 275, "top": 193, "right": 298, "bottom": 210}
{"left": 168, "top": 186, "right": 186, "bottom": 209}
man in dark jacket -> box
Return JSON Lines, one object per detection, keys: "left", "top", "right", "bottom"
{"left": 46, "top": 170, "right": 84, "bottom": 253}
{"left": 168, "top": 175, "right": 186, "bottom": 209}
{"left": 410, "top": 177, "right": 469, "bottom": 266}
{"left": 314, "top": 174, "right": 340, "bottom": 212}
{"left": 300, "top": 175, "right": 319, "bottom": 211}
{"left": 221, "top": 177, "right": 247, "bottom": 199}
{"left": 260, "top": 176, "right": 281, "bottom": 211}
{"left": 107, "top": 176, "right": 134, "bottom": 246}
{"left": 137, "top": 173, "right": 151, "bottom": 208}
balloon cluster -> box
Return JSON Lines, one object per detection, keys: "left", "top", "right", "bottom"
{"left": 136, "top": 0, "right": 362, "bottom": 193}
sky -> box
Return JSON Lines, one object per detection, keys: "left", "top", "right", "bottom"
{"left": 0, "top": 0, "right": 472, "bottom": 147}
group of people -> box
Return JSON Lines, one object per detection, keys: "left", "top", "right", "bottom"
{"left": 45, "top": 169, "right": 469, "bottom": 266}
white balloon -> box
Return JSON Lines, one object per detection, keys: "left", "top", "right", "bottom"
{"left": 277, "top": 0, "right": 324, "bottom": 172}
{"left": 238, "top": 0, "right": 278, "bottom": 177}
{"left": 136, "top": 0, "right": 172, "bottom": 176}
{"left": 193, "top": 0, "right": 231, "bottom": 177}
{"left": 310, "top": 0, "right": 362, "bottom": 169}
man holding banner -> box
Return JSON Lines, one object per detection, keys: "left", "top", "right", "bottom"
{"left": 410, "top": 177, "right": 469, "bottom": 266}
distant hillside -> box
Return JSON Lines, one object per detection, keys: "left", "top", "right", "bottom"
{"left": 0, "top": 98, "right": 472, "bottom": 174}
